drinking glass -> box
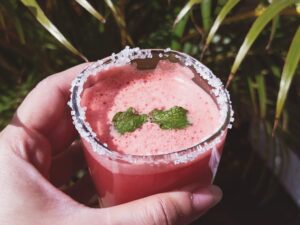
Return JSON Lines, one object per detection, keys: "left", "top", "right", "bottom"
{"left": 69, "top": 48, "right": 233, "bottom": 207}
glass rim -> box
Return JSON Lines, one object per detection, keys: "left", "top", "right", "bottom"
{"left": 69, "top": 47, "right": 234, "bottom": 165}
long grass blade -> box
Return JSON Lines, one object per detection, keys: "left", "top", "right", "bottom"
{"left": 20, "top": 0, "right": 88, "bottom": 61}
{"left": 201, "top": 0, "right": 212, "bottom": 31}
{"left": 104, "top": 0, "right": 119, "bottom": 19}
{"left": 266, "top": 15, "right": 279, "bottom": 50}
{"left": 256, "top": 73, "right": 267, "bottom": 119}
{"left": 74, "top": 0, "right": 106, "bottom": 23}
{"left": 104, "top": 0, "right": 133, "bottom": 45}
{"left": 247, "top": 77, "right": 258, "bottom": 115}
{"left": 266, "top": 0, "right": 279, "bottom": 50}
{"left": 201, "top": 0, "right": 240, "bottom": 60}
{"left": 227, "top": 0, "right": 297, "bottom": 87}
{"left": 173, "top": 0, "right": 202, "bottom": 27}
{"left": 273, "top": 26, "right": 300, "bottom": 133}
{"left": 171, "top": 14, "right": 189, "bottom": 50}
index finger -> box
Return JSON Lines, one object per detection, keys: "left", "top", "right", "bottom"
{"left": 12, "top": 63, "right": 91, "bottom": 154}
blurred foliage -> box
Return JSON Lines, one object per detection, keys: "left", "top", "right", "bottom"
{"left": 0, "top": 0, "right": 300, "bottom": 184}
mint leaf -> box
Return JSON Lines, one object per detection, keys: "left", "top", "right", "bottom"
{"left": 150, "top": 106, "right": 191, "bottom": 130}
{"left": 112, "top": 107, "right": 148, "bottom": 134}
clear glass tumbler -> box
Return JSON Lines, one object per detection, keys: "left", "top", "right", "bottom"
{"left": 69, "top": 48, "right": 233, "bottom": 207}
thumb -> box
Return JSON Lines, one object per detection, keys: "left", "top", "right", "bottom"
{"left": 74, "top": 185, "right": 222, "bottom": 225}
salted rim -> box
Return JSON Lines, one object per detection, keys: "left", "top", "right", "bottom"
{"left": 69, "top": 47, "right": 234, "bottom": 165}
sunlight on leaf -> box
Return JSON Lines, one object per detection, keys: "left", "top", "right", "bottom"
{"left": 173, "top": 0, "right": 202, "bottom": 27}
{"left": 223, "top": 5, "right": 297, "bottom": 24}
{"left": 254, "top": 4, "right": 267, "bottom": 16}
{"left": 227, "top": 0, "right": 297, "bottom": 87}
{"left": 274, "top": 26, "right": 300, "bottom": 132}
{"left": 201, "top": 0, "right": 239, "bottom": 60}
{"left": 296, "top": 2, "right": 300, "bottom": 14}
{"left": 104, "top": 0, "right": 119, "bottom": 19}
{"left": 74, "top": 0, "right": 106, "bottom": 23}
{"left": 222, "top": 6, "right": 264, "bottom": 25}
{"left": 20, "top": 0, "right": 88, "bottom": 62}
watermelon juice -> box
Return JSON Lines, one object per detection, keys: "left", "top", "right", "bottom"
{"left": 70, "top": 48, "right": 233, "bottom": 207}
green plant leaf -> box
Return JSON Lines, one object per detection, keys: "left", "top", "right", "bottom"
{"left": 274, "top": 26, "right": 300, "bottom": 130}
{"left": 227, "top": 0, "right": 297, "bottom": 87}
{"left": 266, "top": 0, "right": 280, "bottom": 50}
{"left": 247, "top": 77, "right": 258, "bottom": 115}
{"left": 201, "top": 0, "right": 212, "bottom": 31}
{"left": 104, "top": 0, "right": 119, "bottom": 20}
{"left": 201, "top": 0, "right": 240, "bottom": 60}
{"left": 173, "top": 0, "right": 202, "bottom": 27}
{"left": 266, "top": 15, "right": 279, "bottom": 50}
{"left": 296, "top": 2, "right": 300, "bottom": 13}
{"left": 256, "top": 73, "right": 267, "bottom": 119}
{"left": 104, "top": 0, "right": 133, "bottom": 45}
{"left": 20, "top": 0, "right": 88, "bottom": 62}
{"left": 74, "top": 0, "right": 106, "bottom": 23}
{"left": 171, "top": 14, "right": 189, "bottom": 50}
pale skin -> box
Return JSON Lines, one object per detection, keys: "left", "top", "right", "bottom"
{"left": 0, "top": 64, "right": 222, "bottom": 225}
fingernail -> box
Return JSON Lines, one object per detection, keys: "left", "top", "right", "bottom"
{"left": 191, "top": 185, "right": 222, "bottom": 211}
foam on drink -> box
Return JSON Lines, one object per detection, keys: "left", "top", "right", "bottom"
{"left": 81, "top": 60, "right": 220, "bottom": 155}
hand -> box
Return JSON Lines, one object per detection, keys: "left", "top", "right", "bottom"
{"left": 0, "top": 64, "right": 222, "bottom": 225}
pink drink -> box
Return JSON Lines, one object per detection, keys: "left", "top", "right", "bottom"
{"left": 70, "top": 48, "right": 233, "bottom": 207}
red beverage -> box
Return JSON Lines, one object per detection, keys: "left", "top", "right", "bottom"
{"left": 70, "top": 48, "right": 233, "bottom": 207}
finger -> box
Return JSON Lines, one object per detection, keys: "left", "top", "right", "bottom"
{"left": 0, "top": 124, "right": 51, "bottom": 177}
{"left": 12, "top": 63, "right": 91, "bottom": 154}
{"left": 65, "top": 172, "right": 97, "bottom": 205}
{"left": 50, "top": 141, "right": 86, "bottom": 187}
{"left": 46, "top": 109, "right": 78, "bottom": 155}
{"left": 106, "top": 185, "right": 222, "bottom": 225}
{"left": 70, "top": 185, "right": 222, "bottom": 225}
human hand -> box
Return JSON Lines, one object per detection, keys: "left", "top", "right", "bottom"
{"left": 0, "top": 64, "right": 222, "bottom": 225}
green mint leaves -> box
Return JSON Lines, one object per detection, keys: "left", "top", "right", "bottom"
{"left": 150, "top": 106, "right": 190, "bottom": 130}
{"left": 112, "top": 107, "right": 148, "bottom": 134}
{"left": 112, "top": 106, "right": 190, "bottom": 134}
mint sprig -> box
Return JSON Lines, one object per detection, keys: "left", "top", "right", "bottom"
{"left": 112, "top": 107, "right": 148, "bottom": 134}
{"left": 112, "top": 106, "right": 190, "bottom": 134}
{"left": 150, "top": 106, "right": 190, "bottom": 130}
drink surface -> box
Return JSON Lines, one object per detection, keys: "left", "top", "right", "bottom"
{"left": 81, "top": 60, "right": 221, "bottom": 155}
